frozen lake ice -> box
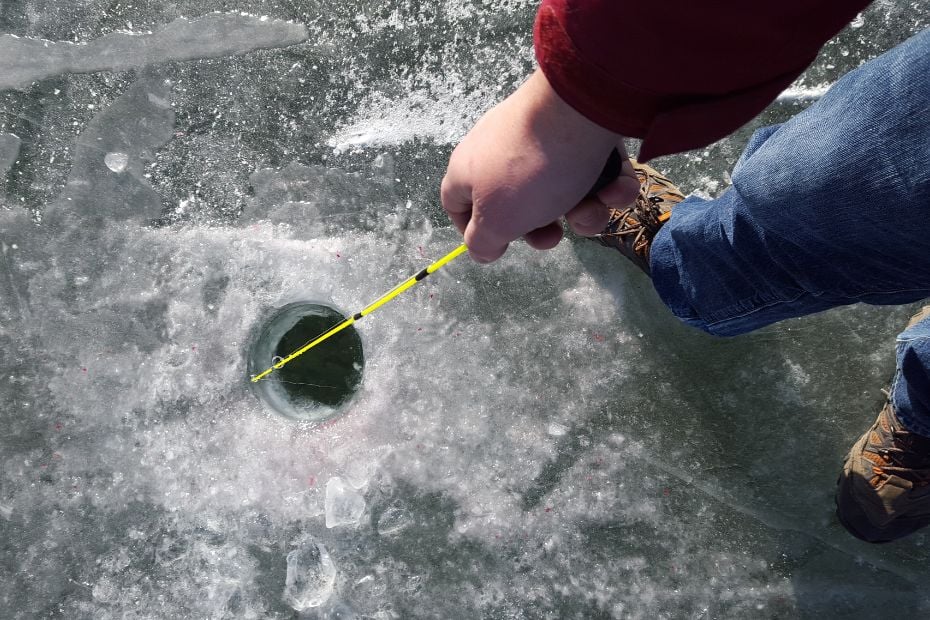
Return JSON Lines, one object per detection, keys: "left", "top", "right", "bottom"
{"left": 1, "top": 1, "right": 929, "bottom": 618}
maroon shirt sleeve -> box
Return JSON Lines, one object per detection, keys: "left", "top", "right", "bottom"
{"left": 534, "top": 0, "right": 873, "bottom": 161}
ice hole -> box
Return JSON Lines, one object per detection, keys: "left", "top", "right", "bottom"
{"left": 248, "top": 302, "right": 364, "bottom": 423}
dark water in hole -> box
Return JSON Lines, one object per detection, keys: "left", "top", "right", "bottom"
{"left": 273, "top": 306, "right": 364, "bottom": 410}
{"left": 248, "top": 302, "right": 364, "bottom": 422}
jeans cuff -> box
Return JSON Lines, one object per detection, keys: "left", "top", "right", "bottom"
{"left": 649, "top": 225, "right": 708, "bottom": 332}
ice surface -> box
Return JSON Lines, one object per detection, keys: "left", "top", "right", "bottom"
{"left": 49, "top": 76, "right": 175, "bottom": 222}
{"left": 0, "top": 132, "right": 20, "bottom": 175}
{"left": 284, "top": 536, "right": 337, "bottom": 610}
{"left": 1, "top": 1, "right": 929, "bottom": 618}
{"left": 326, "top": 476, "right": 366, "bottom": 529}
{"left": 0, "top": 13, "right": 308, "bottom": 91}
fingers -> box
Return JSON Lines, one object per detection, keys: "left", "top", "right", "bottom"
{"left": 565, "top": 174, "right": 638, "bottom": 237}
{"left": 565, "top": 198, "right": 610, "bottom": 236}
{"left": 597, "top": 169, "right": 640, "bottom": 207}
{"left": 566, "top": 143, "right": 639, "bottom": 236}
{"left": 523, "top": 221, "right": 564, "bottom": 250}
{"left": 448, "top": 210, "right": 471, "bottom": 236}
{"left": 443, "top": 168, "right": 511, "bottom": 263}
{"left": 597, "top": 145, "right": 639, "bottom": 206}
{"left": 443, "top": 149, "right": 514, "bottom": 263}
{"left": 463, "top": 223, "right": 508, "bottom": 263}
{"left": 440, "top": 167, "right": 472, "bottom": 235}
{"left": 442, "top": 121, "right": 635, "bottom": 262}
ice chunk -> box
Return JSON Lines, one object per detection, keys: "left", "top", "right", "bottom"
{"left": 325, "top": 476, "right": 366, "bottom": 529}
{"left": 283, "top": 537, "right": 336, "bottom": 611}
{"left": 0, "top": 13, "right": 309, "bottom": 91}
{"left": 319, "top": 600, "right": 361, "bottom": 619}
{"left": 370, "top": 153, "right": 395, "bottom": 179}
{"left": 48, "top": 77, "right": 173, "bottom": 222}
{"left": 376, "top": 503, "right": 412, "bottom": 537}
{"left": 104, "top": 153, "right": 129, "bottom": 174}
{"left": 91, "top": 576, "right": 121, "bottom": 604}
{"left": 147, "top": 93, "right": 172, "bottom": 109}
{"left": 0, "top": 133, "right": 20, "bottom": 176}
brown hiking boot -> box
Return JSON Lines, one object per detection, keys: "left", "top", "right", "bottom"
{"left": 594, "top": 160, "right": 686, "bottom": 274}
{"left": 835, "top": 306, "right": 930, "bottom": 543}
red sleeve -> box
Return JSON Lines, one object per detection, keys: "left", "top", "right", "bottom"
{"left": 534, "top": 0, "right": 873, "bottom": 161}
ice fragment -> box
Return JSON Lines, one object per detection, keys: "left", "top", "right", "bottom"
{"left": 0, "top": 133, "right": 21, "bottom": 176}
{"left": 104, "top": 152, "right": 129, "bottom": 173}
{"left": 283, "top": 537, "right": 336, "bottom": 611}
{"left": 325, "top": 476, "right": 366, "bottom": 528}
{"left": 376, "top": 503, "right": 412, "bottom": 537}
{"left": 0, "top": 13, "right": 309, "bottom": 91}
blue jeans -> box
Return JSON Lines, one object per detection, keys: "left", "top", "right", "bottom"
{"left": 649, "top": 28, "right": 930, "bottom": 434}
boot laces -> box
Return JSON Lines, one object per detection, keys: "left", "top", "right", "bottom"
{"left": 601, "top": 169, "right": 666, "bottom": 239}
{"left": 872, "top": 428, "right": 930, "bottom": 486}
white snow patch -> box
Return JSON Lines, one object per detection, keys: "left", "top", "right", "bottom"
{"left": 776, "top": 82, "right": 833, "bottom": 103}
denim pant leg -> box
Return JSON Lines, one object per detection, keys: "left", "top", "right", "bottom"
{"left": 649, "top": 27, "right": 930, "bottom": 338}
{"left": 892, "top": 313, "right": 930, "bottom": 436}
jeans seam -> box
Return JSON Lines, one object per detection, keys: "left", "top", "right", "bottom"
{"left": 840, "top": 287, "right": 930, "bottom": 299}
{"left": 898, "top": 335, "right": 930, "bottom": 344}
{"left": 703, "top": 291, "right": 807, "bottom": 328}
{"left": 702, "top": 288, "right": 930, "bottom": 330}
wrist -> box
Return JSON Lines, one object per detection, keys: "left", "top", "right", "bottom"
{"left": 521, "top": 68, "right": 620, "bottom": 157}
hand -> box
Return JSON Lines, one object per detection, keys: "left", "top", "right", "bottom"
{"left": 441, "top": 69, "right": 640, "bottom": 263}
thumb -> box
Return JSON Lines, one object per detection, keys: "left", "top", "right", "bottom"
{"left": 597, "top": 154, "right": 640, "bottom": 207}
{"left": 565, "top": 197, "right": 610, "bottom": 236}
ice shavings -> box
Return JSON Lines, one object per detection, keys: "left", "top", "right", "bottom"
{"left": 376, "top": 502, "right": 413, "bottom": 536}
{"left": 776, "top": 82, "right": 833, "bottom": 103}
{"left": 328, "top": 79, "right": 486, "bottom": 153}
{"left": 326, "top": 30, "right": 535, "bottom": 153}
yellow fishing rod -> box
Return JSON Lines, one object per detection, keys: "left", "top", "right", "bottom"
{"left": 250, "top": 243, "right": 468, "bottom": 383}
{"left": 250, "top": 147, "right": 624, "bottom": 383}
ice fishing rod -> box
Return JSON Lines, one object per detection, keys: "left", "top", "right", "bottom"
{"left": 250, "top": 243, "right": 468, "bottom": 382}
{"left": 249, "top": 148, "right": 624, "bottom": 383}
